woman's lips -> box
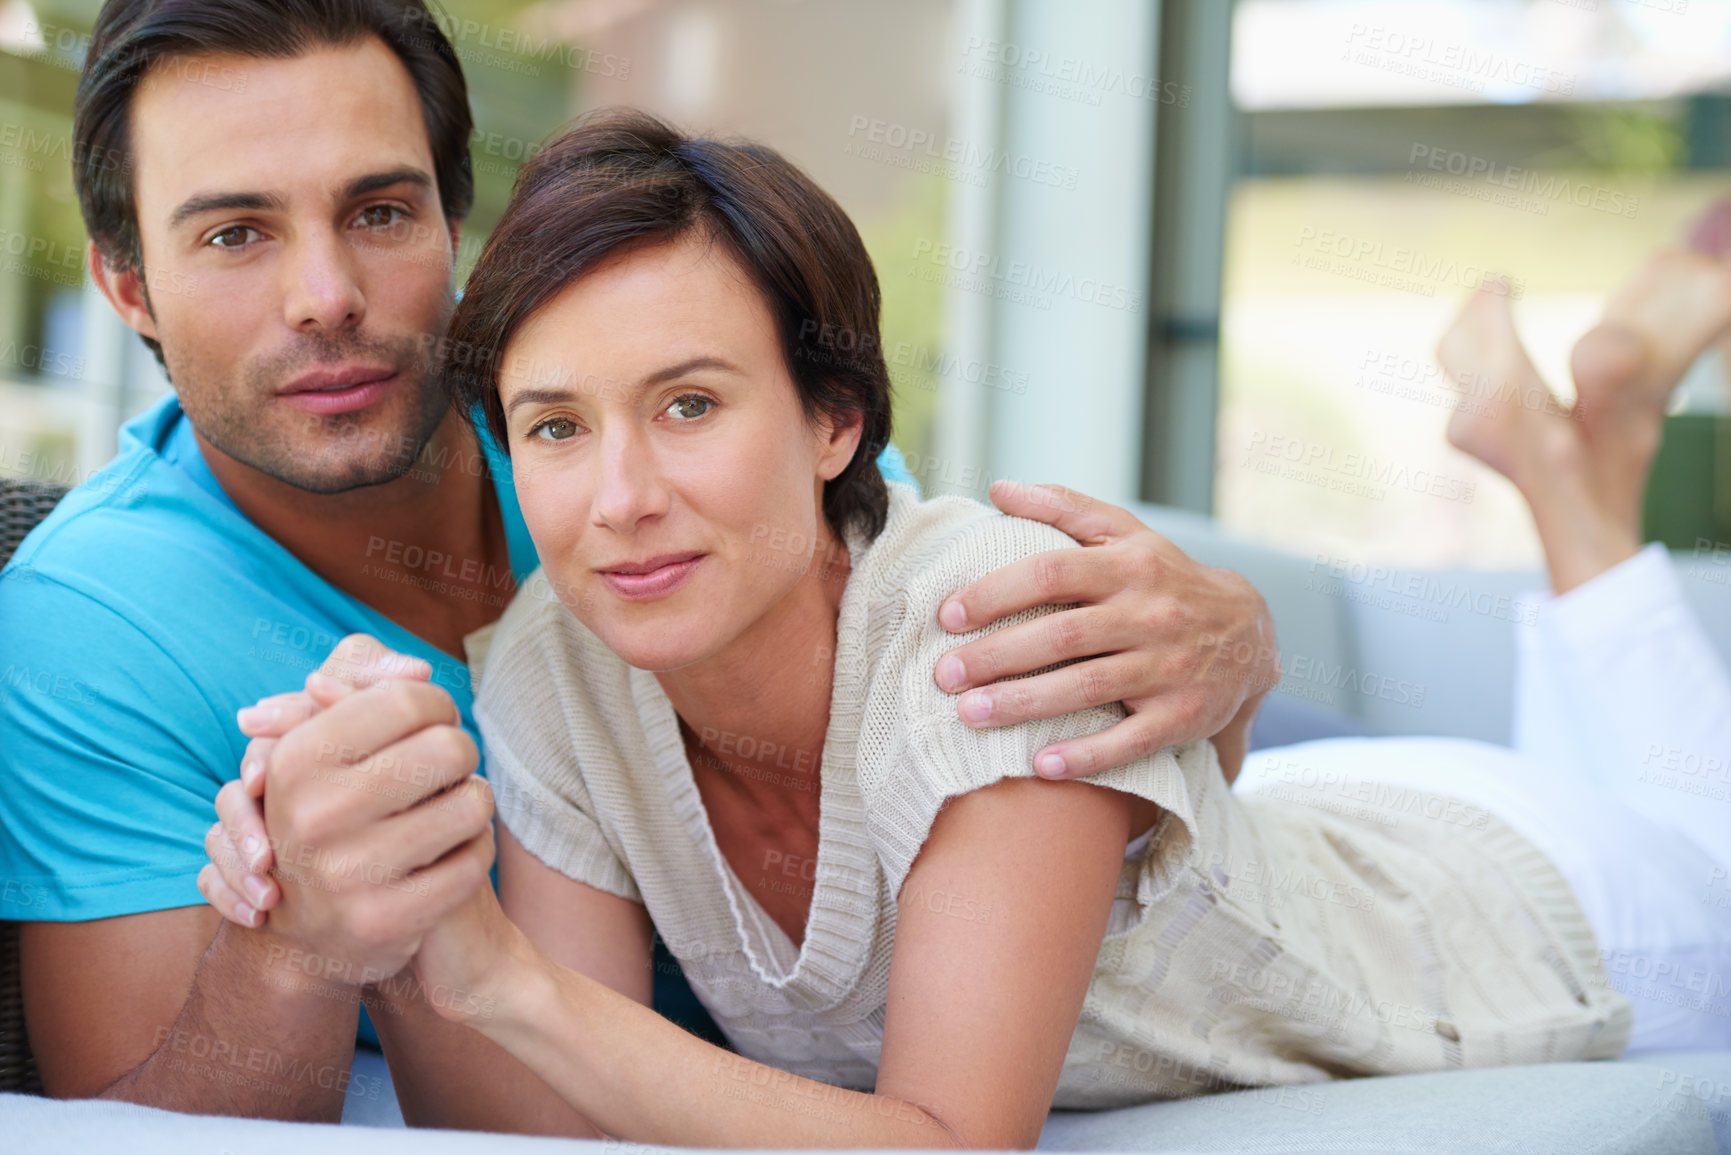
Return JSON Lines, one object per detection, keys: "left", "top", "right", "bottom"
{"left": 598, "top": 555, "right": 705, "bottom": 601}
{"left": 278, "top": 375, "right": 398, "bottom": 416}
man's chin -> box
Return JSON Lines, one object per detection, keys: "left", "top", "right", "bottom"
{"left": 282, "top": 454, "right": 433, "bottom": 495}
{"left": 206, "top": 397, "right": 449, "bottom": 494}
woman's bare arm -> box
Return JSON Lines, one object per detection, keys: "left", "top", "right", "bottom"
{"left": 365, "top": 825, "right": 654, "bottom": 1136}
{"left": 431, "top": 775, "right": 1134, "bottom": 1149}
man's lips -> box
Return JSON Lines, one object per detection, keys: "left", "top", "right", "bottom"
{"left": 597, "top": 552, "right": 706, "bottom": 600}
{"left": 277, "top": 367, "right": 399, "bottom": 416}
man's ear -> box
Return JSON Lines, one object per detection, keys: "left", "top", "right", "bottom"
{"left": 86, "top": 240, "right": 159, "bottom": 342}
{"left": 817, "top": 410, "right": 866, "bottom": 481}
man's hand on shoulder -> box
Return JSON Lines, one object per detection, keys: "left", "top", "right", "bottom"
{"left": 931, "top": 481, "right": 1278, "bottom": 783}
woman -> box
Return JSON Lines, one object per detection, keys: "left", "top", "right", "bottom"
{"left": 203, "top": 109, "right": 1731, "bottom": 1147}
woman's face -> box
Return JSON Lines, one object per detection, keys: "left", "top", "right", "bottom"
{"left": 498, "top": 234, "right": 862, "bottom": 672}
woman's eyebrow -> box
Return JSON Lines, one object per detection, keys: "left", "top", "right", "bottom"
{"left": 505, "top": 388, "right": 578, "bottom": 418}
{"left": 641, "top": 355, "right": 741, "bottom": 387}
{"left": 504, "top": 356, "right": 743, "bottom": 418}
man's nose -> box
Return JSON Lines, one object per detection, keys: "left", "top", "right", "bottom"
{"left": 282, "top": 229, "right": 365, "bottom": 334}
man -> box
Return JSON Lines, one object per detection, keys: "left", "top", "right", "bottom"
{"left": 0, "top": 0, "right": 1276, "bottom": 1124}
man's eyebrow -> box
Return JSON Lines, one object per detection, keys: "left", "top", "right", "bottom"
{"left": 343, "top": 167, "right": 434, "bottom": 201}
{"left": 165, "top": 169, "right": 433, "bottom": 231}
{"left": 168, "top": 190, "right": 286, "bottom": 230}
{"left": 502, "top": 358, "right": 742, "bottom": 419}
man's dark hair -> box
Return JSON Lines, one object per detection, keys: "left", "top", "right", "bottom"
{"left": 73, "top": 0, "right": 474, "bottom": 359}
{"left": 444, "top": 108, "right": 891, "bottom": 542}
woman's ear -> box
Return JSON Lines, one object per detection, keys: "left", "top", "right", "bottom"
{"left": 816, "top": 410, "right": 865, "bottom": 482}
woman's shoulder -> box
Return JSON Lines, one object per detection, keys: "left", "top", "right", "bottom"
{"left": 853, "top": 482, "right": 1083, "bottom": 612}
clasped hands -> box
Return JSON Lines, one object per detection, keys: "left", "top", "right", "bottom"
{"left": 199, "top": 634, "right": 517, "bottom": 1023}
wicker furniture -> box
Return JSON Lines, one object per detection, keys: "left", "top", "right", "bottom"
{"left": 0, "top": 476, "right": 67, "bottom": 1094}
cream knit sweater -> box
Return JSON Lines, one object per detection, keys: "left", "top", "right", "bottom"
{"left": 480, "top": 483, "right": 1631, "bottom": 1108}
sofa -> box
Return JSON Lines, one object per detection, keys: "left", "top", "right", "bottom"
{"left": 3, "top": 491, "right": 1728, "bottom": 1152}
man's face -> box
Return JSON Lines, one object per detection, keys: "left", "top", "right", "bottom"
{"left": 126, "top": 37, "right": 458, "bottom": 493}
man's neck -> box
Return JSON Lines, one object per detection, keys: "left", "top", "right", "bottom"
{"left": 658, "top": 547, "right": 851, "bottom": 801}
{"left": 195, "top": 410, "right": 514, "bottom": 658}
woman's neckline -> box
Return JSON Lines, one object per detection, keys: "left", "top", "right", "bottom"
{"left": 622, "top": 517, "right": 887, "bottom": 1008}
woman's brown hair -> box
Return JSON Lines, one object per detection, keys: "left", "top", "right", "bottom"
{"left": 444, "top": 108, "right": 892, "bottom": 541}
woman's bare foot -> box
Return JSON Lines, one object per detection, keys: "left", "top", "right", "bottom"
{"left": 1435, "top": 284, "right": 1581, "bottom": 486}
{"left": 1569, "top": 249, "right": 1731, "bottom": 525}
{"left": 1437, "top": 286, "right": 1639, "bottom": 594}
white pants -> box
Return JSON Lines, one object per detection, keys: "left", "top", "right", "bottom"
{"left": 1237, "top": 545, "right": 1731, "bottom": 1054}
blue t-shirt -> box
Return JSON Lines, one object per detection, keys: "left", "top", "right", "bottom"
{"left": 0, "top": 394, "right": 920, "bottom": 923}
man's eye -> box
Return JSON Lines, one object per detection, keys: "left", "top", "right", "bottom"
{"left": 208, "top": 225, "right": 258, "bottom": 249}
{"left": 530, "top": 417, "right": 581, "bottom": 441}
{"left": 667, "top": 395, "right": 713, "bottom": 420}
{"left": 355, "top": 205, "right": 404, "bottom": 230}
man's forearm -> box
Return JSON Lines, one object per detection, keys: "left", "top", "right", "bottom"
{"left": 100, "top": 921, "right": 360, "bottom": 1120}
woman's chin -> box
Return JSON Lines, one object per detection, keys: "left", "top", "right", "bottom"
{"left": 594, "top": 623, "right": 717, "bottom": 673}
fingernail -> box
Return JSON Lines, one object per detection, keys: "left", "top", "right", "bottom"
{"left": 939, "top": 601, "right": 968, "bottom": 631}
{"left": 307, "top": 671, "right": 347, "bottom": 696}
{"left": 236, "top": 902, "right": 258, "bottom": 926}
{"left": 243, "top": 875, "right": 272, "bottom": 905}
{"left": 935, "top": 655, "right": 966, "bottom": 692}
{"left": 241, "top": 756, "right": 263, "bottom": 788}
{"left": 1036, "top": 753, "right": 1067, "bottom": 779}
{"left": 241, "top": 835, "right": 262, "bottom": 857}
{"left": 959, "top": 692, "right": 993, "bottom": 724}
{"left": 236, "top": 704, "right": 278, "bottom": 729}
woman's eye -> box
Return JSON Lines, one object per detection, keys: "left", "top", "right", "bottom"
{"left": 666, "top": 395, "right": 713, "bottom": 420}
{"left": 355, "top": 204, "right": 405, "bottom": 230}
{"left": 208, "top": 225, "right": 258, "bottom": 249}
{"left": 531, "top": 417, "right": 581, "bottom": 442}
